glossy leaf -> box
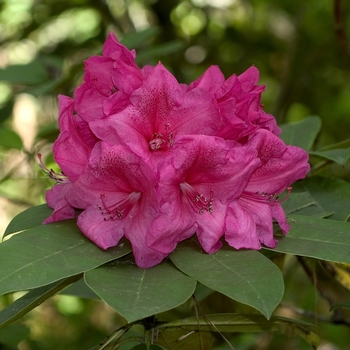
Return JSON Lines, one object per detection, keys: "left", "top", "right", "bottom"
{"left": 271, "top": 215, "right": 350, "bottom": 263}
{"left": 170, "top": 240, "right": 284, "bottom": 319}
{"left": 293, "top": 176, "right": 350, "bottom": 221}
{"left": 282, "top": 192, "right": 333, "bottom": 217}
{"left": 0, "top": 275, "right": 82, "bottom": 330}
{"left": 280, "top": 116, "right": 321, "bottom": 150}
{"left": 0, "top": 220, "right": 132, "bottom": 295}
{"left": 0, "top": 128, "right": 23, "bottom": 150}
{"left": 61, "top": 278, "right": 99, "bottom": 299}
{"left": 3, "top": 204, "right": 53, "bottom": 238}
{"left": 159, "top": 313, "right": 321, "bottom": 348}
{"left": 310, "top": 149, "right": 350, "bottom": 166}
{"left": 85, "top": 259, "right": 197, "bottom": 324}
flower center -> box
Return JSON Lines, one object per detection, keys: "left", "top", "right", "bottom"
{"left": 98, "top": 192, "right": 141, "bottom": 221}
{"left": 180, "top": 182, "right": 214, "bottom": 214}
{"left": 149, "top": 124, "right": 174, "bottom": 151}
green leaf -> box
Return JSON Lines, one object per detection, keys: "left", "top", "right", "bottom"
{"left": 280, "top": 116, "right": 321, "bottom": 150}
{"left": 0, "top": 60, "right": 48, "bottom": 84}
{"left": 310, "top": 149, "right": 350, "bottom": 166}
{"left": 170, "top": 240, "right": 284, "bottom": 319}
{"left": 0, "top": 220, "right": 132, "bottom": 295}
{"left": 281, "top": 191, "right": 333, "bottom": 217}
{"left": 84, "top": 259, "right": 197, "bottom": 324}
{"left": 271, "top": 215, "right": 350, "bottom": 263}
{"left": 0, "top": 128, "right": 23, "bottom": 150}
{"left": 159, "top": 314, "right": 321, "bottom": 349}
{"left": 329, "top": 300, "right": 350, "bottom": 311}
{"left": 293, "top": 176, "right": 350, "bottom": 221}
{"left": 3, "top": 204, "right": 53, "bottom": 238}
{"left": 61, "top": 278, "right": 99, "bottom": 299}
{"left": 0, "top": 275, "right": 82, "bottom": 330}
{"left": 0, "top": 324, "right": 30, "bottom": 348}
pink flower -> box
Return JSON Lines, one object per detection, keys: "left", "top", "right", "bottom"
{"left": 146, "top": 135, "right": 260, "bottom": 254}
{"left": 74, "top": 32, "right": 142, "bottom": 122}
{"left": 89, "top": 62, "right": 221, "bottom": 169}
{"left": 225, "top": 129, "right": 310, "bottom": 250}
{"left": 64, "top": 141, "right": 166, "bottom": 268}
{"left": 189, "top": 65, "right": 280, "bottom": 141}
{"left": 42, "top": 32, "right": 310, "bottom": 268}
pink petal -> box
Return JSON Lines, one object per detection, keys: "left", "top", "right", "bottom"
{"left": 245, "top": 129, "right": 310, "bottom": 194}
{"left": 225, "top": 201, "right": 261, "bottom": 250}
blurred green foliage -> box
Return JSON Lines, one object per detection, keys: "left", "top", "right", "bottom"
{"left": 1, "top": 0, "right": 350, "bottom": 349}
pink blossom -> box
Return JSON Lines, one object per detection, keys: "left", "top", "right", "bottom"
{"left": 189, "top": 65, "right": 280, "bottom": 141}
{"left": 74, "top": 32, "right": 142, "bottom": 122}
{"left": 64, "top": 141, "right": 166, "bottom": 268}
{"left": 90, "top": 62, "right": 221, "bottom": 169}
{"left": 225, "top": 129, "right": 310, "bottom": 250}
{"left": 146, "top": 135, "right": 260, "bottom": 254}
{"left": 42, "top": 32, "right": 310, "bottom": 268}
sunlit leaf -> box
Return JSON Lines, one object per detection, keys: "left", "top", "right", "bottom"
{"left": 310, "top": 149, "right": 350, "bottom": 166}
{"left": 3, "top": 204, "right": 53, "bottom": 238}
{"left": 0, "top": 275, "right": 82, "bottom": 330}
{"left": 0, "top": 220, "right": 132, "bottom": 295}
{"left": 280, "top": 116, "right": 321, "bottom": 151}
{"left": 271, "top": 215, "right": 350, "bottom": 263}
{"left": 85, "top": 259, "right": 197, "bottom": 324}
{"left": 0, "top": 128, "right": 23, "bottom": 150}
{"left": 170, "top": 240, "right": 284, "bottom": 319}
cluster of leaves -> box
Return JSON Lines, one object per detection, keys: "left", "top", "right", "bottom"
{"left": 1, "top": 117, "right": 350, "bottom": 349}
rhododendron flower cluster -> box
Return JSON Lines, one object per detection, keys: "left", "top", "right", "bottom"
{"left": 42, "top": 33, "right": 310, "bottom": 268}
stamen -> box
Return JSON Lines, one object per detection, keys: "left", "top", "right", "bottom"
{"left": 38, "top": 154, "right": 69, "bottom": 183}
{"left": 149, "top": 132, "right": 165, "bottom": 150}
{"left": 180, "top": 182, "right": 214, "bottom": 214}
{"left": 278, "top": 186, "right": 292, "bottom": 203}
{"left": 99, "top": 192, "right": 141, "bottom": 221}
{"left": 254, "top": 186, "right": 292, "bottom": 203}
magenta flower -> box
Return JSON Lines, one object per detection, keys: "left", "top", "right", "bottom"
{"left": 64, "top": 141, "right": 166, "bottom": 268}
{"left": 74, "top": 32, "right": 143, "bottom": 122}
{"left": 225, "top": 129, "right": 310, "bottom": 250}
{"left": 189, "top": 65, "right": 280, "bottom": 141}
{"left": 89, "top": 62, "right": 221, "bottom": 169}
{"left": 42, "top": 32, "right": 310, "bottom": 268}
{"left": 147, "top": 135, "right": 260, "bottom": 254}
